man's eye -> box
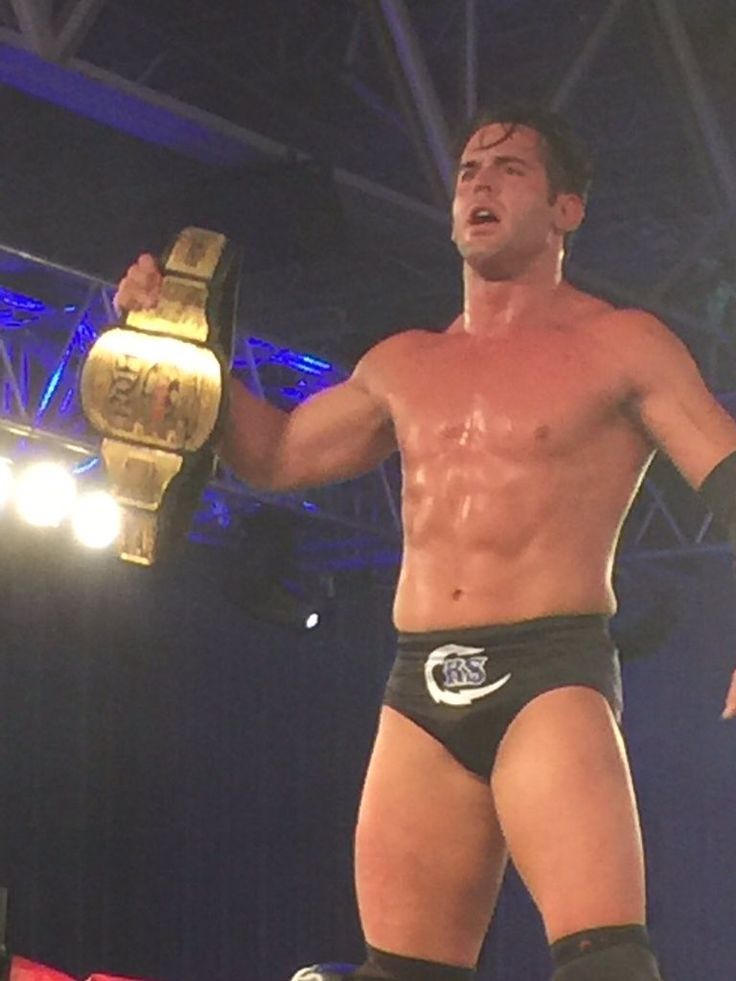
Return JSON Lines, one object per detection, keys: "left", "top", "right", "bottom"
{"left": 458, "top": 165, "right": 475, "bottom": 180}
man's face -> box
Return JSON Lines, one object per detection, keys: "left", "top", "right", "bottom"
{"left": 451, "top": 123, "right": 582, "bottom": 276}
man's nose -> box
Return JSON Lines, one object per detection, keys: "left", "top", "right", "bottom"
{"left": 472, "top": 164, "right": 495, "bottom": 191}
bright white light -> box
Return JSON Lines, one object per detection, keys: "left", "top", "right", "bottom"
{"left": 0, "top": 457, "right": 13, "bottom": 509}
{"left": 305, "top": 611, "right": 320, "bottom": 630}
{"left": 15, "top": 461, "right": 77, "bottom": 527}
{"left": 71, "top": 490, "right": 122, "bottom": 550}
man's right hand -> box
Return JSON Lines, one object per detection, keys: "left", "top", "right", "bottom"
{"left": 113, "top": 253, "right": 163, "bottom": 315}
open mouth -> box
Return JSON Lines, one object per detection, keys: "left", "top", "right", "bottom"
{"left": 468, "top": 206, "right": 499, "bottom": 226}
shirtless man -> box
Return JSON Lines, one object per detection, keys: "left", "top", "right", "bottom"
{"left": 115, "top": 105, "right": 736, "bottom": 981}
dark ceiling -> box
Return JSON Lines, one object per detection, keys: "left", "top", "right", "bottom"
{"left": 0, "top": 0, "right": 735, "bottom": 366}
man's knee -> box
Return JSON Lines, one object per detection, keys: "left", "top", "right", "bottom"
{"left": 551, "top": 925, "right": 663, "bottom": 980}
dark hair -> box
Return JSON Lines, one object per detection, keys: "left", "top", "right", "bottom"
{"left": 454, "top": 101, "right": 594, "bottom": 202}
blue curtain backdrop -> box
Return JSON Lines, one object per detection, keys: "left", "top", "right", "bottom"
{"left": 0, "top": 526, "right": 733, "bottom": 981}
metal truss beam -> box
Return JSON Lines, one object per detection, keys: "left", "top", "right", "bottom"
{"left": 9, "top": 0, "right": 106, "bottom": 62}
{"left": 463, "top": 0, "right": 478, "bottom": 122}
{"left": 0, "top": 339, "right": 30, "bottom": 421}
{"left": 9, "top": 0, "right": 54, "bottom": 57}
{"left": 551, "top": 0, "right": 630, "bottom": 110}
{"left": 647, "top": 211, "right": 731, "bottom": 304}
{"left": 648, "top": 0, "right": 736, "bottom": 215}
{"left": 0, "top": 27, "right": 445, "bottom": 227}
{"left": 364, "top": 0, "right": 454, "bottom": 203}
{"left": 54, "top": 0, "right": 108, "bottom": 62}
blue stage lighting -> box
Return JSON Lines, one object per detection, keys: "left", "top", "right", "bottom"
{"left": 71, "top": 456, "right": 100, "bottom": 476}
{"left": 36, "top": 358, "right": 67, "bottom": 419}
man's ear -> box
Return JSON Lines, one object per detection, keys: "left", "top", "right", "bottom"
{"left": 553, "top": 193, "right": 585, "bottom": 234}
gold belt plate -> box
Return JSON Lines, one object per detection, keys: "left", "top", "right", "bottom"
{"left": 81, "top": 328, "right": 223, "bottom": 454}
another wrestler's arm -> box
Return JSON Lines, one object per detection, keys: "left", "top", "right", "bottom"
{"left": 617, "top": 308, "right": 736, "bottom": 718}
{"left": 114, "top": 254, "right": 397, "bottom": 491}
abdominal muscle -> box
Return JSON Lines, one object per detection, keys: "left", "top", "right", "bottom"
{"left": 392, "top": 449, "right": 644, "bottom": 632}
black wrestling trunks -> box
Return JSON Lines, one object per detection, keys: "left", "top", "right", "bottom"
{"left": 383, "top": 614, "right": 622, "bottom": 780}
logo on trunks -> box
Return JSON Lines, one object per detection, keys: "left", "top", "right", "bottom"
{"left": 424, "top": 643, "right": 511, "bottom": 706}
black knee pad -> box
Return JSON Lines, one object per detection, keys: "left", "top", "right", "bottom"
{"left": 353, "top": 946, "right": 475, "bottom": 981}
{"left": 551, "top": 924, "right": 663, "bottom": 980}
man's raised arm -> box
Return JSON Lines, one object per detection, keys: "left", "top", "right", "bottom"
{"left": 114, "top": 254, "right": 396, "bottom": 493}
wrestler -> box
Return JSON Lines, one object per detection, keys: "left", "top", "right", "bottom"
{"left": 115, "top": 103, "right": 736, "bottom": 980}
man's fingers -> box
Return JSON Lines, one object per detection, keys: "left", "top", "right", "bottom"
{"left": 126, "top": 254, "right": 161, "bottom": 291}
{"left": 721, "top": 668, "right": 736, "bottom": 719}
{"left": 113, "top": 253, "right": 163, "bottom": 314}
{"left": 132, "top": 253, "right": 161, "bottom": 288}
{"left": 137, "top": 252, "right": 159, "bottom": 273}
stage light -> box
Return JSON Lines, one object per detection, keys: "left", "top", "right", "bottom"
{"left": 0, "top": 457, "right": 13, "bottom": 509}
{"left": 71, "top": 490, "right": 121, "bottom": 550}
{"left": 14, "top": 461, "right": 76, "bottom": 527}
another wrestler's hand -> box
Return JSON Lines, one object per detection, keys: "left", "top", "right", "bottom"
{"left": 113, "top": 253, "right": 163, "bottom": 315}
{"left": 722, "top": 667, "right": 736, "bottom": 719}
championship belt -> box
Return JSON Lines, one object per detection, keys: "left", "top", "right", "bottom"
{"left": 81, "top": 227, "right": 240, "bottom": 565}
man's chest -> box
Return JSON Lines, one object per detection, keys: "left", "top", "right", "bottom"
{"left": 378, "top": 332, "right": 631, "bottom": 459}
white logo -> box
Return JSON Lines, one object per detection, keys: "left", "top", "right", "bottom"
{"left": 424, "top": 643, "right": 511, "bottom": 706}
{"left": 290, "top": 967, "right": 354, "bottom": 980}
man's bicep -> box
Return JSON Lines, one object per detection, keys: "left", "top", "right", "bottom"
{"left": 276, "top": 375, "right": 395, "bottom": 488}
{"left": 631, "top": 318, "right": 736, "bottom": 487}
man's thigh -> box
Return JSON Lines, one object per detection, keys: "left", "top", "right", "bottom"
{"left": 491, "top": 686, "right": 645, "bottom": 943}
{"left": 355, "top": 706, "right": 507, "bottom": 968}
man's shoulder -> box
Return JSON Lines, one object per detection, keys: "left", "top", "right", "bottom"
{"left": 584, "top": 304, "right": 679, "bottom": 349}
{"left": 356, "top": 328, "right": 437, "bottom": 369}
{"left": 563, "top": 282, "right": 664, "bottom": 330}
{"left": 349, "top": 329, "right": 437, "bottom": 397}
{"left": 578, "top": 303, "right": 698, "bottom": 392}
{"left": 563, "top": 284, "right": 616, "bottom": 322}
{"left": 563, "top": 285, "right": 656, "bottom": 330}
{"left": 562, "top": 286, "right": 671, "bottom": 342}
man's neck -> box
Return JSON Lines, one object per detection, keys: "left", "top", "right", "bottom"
{"left": 461, "top": 251, "right": 566, "bottom": 337}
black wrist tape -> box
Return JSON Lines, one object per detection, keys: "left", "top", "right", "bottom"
{"left": 698, "top": 450, "right": 736, "bottom": 544}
